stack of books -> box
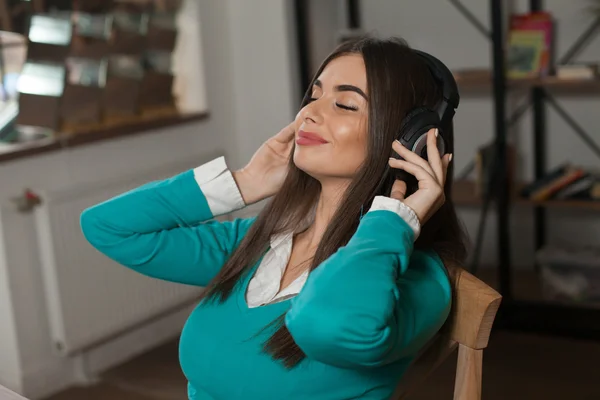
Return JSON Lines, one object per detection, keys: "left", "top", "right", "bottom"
{"left": 519, "top": 164, "right": 600, "bottom": 202}
{"left": 555, "top": 63, "right": 599, "bottom": 80}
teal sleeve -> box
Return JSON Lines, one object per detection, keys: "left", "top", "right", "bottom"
{"left": 285, "top": 210, "right": 452, "bottom": 369}
{"left": 80, "top": 169, "right": 254, "bottom": 286}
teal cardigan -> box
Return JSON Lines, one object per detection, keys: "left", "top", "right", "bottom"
{"left": 80, "top": 168, "right": 451, "bottom": 400}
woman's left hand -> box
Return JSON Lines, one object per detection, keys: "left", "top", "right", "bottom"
{"left": 388, "top": 128, "right": 452, "bottom": 225}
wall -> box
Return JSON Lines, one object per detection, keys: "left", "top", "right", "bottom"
{"left": 225, "top": 0, "right": 299, "bottom": 169}
{"left": 305, "top": 0, "right": 347, "bottom": 79}
{"left": 0, "top": 0, "right": 298, "bottom": 397}
{"left": 360, "top": 0, "right": 600, "bottom": 267}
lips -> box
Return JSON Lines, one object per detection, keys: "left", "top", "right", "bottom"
{"left": 296, "top": 130, "right": 328, "bottom": 146}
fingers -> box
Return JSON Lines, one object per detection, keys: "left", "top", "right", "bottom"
{"left": 393, "top": 128, "right": 452, "bottom": 186}
{"left": 388, "top": 157, "right": 437, "bottom": 185}
{"left": 442, "top": 153, "right": 452, "bottom": 185}
{"left": 390, "top": 179, "right": 407, "bottom": 201}
{"left": 392, "top": 138, "right": 436, "bottom": 180}
{"left": 426, "top": 128, "right": 444, "bottom": 183}
{"left": 274, "top": 122, "right": 296, "bottom": 143}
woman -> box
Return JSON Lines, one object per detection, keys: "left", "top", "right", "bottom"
{"left": 81, "top": 36, "right": 467, "bottom": 400}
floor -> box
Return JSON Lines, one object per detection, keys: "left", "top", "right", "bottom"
{"left": 45, "top": 330, "right": 600, "bottom": 400}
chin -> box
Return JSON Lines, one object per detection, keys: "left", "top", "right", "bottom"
{"left": 293, "top": 150, "right": 356, "bottom": 181}
{"left": 293, "top": 150, "right": 320, "bottom": 177}
{"left": 293, "top": 147, "right": 332, "bottom": 178}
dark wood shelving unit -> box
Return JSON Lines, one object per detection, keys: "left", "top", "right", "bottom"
{"left": 453, "top": 180, "right": 600, "bottom": 211}
{"left": 454, "top": 70, "right": 600, "bottom": 95}
{"left": 293, "top": 0, "right": 600, "bottom": 341}
{"left": 452, "top": 1, "right": 600, "bottom": 341}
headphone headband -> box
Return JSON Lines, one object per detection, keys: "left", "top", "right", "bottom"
{"left": 413, "top": 49, "right": 460, "bottom": 126}
{"left": 392, "top": 49, "right": 460, "bottom": 187}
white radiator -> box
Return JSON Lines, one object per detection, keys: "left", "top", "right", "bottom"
{"left": 34, "top": 162, "right": 217, "bottom": 356}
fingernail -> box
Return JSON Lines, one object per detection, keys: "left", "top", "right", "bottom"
{"left": 435, "top": 128, "right": 439, "bottom": 138}
{"left": 449, "top": 153, "right": 453, "bottom": 162}
{"left": 395, "top": 139, "right": 403, "bottom": 146}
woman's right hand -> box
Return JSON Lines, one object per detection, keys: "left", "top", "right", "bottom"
{"left": 232, "top": 122, "right": 296, "bottom": 205}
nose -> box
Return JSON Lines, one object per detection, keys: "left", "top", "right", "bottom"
{"left": 301, "top": 99, "right": 323, "bottom": 125}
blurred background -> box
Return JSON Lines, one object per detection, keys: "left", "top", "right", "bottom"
{"left": 0, "top": 0, "right": 599, "bottom": 399}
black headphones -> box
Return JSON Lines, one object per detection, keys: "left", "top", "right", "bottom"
{"left": 392, "top": 50, "right": 460, "bottom": 178}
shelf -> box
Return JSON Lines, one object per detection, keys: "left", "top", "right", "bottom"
{"left": 530, "top": 76, "right": 600, "bottom": 94}
{"left": 476, "top": 268, "right": 600, "bottom": 339}
{"left": 0, "top": 109, "right": 209, "bottom": 164}
{"left": 452, "top": 180, "right": 600, "bottom": 211}
{"left": 453, "top": 69, "right": 600, "bottom": 95}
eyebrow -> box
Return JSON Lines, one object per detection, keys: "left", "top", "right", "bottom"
{"left": 314, "top": 79, "right": 368, "bottom": 101}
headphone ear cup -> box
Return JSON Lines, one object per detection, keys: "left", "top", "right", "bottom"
{"left": 396, "top": 107, "right": 443, "bottom": 155}
{"left": 397, "top": 107, "right": 430, "bottom": 149}
{"left": 392, "top": 107, "right": 446, "bottom": 188}
{"left": 413, "top": 130, "right": 446, "bottom": 160}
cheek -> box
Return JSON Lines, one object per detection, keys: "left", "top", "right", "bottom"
{"left": 332, "top": 117, "right": 368, "bottom": 165}
{"left": 292, "top": 110, "right": 368, "bottom": 179}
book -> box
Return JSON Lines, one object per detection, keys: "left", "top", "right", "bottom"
{"left": 519, "top": 164, "right": 568, "bottom": 198}
{"left": 530, "top": 167, "right": 586, "bottom": 201}
{"left": 108, "top": 55, "right": 144, "bottom": 80}
{"left": 16, "top": 62, "right": 66, "bottom": 97}
{"left": 65, "top": 58, "right": 107, "bottom": 87}
{"left": 28, "top": 14, "right": 72, "bottom": 46}
{"left": 73, "top": 12, "right": 113, "bottom": 40}
{"left": 591, "top": 184, "right": 600, "bottom": 200}
{"left": 113, "top": 11, "right": 149, "bottom": 34}
{"left": 556, "top": 63, "right": 599, "bottom": 80}
{"left": 507, "top": 12, "right": 554, "bottom": 78}
{"left": 553, "top": 173, "right": 594, "bottom": 199}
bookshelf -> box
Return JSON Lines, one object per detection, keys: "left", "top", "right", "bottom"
{"left": 451, "top": 0, "right": 600, "bottom": 340}
{"left": 291, "top": 0, "right": 600, "bottom": 341}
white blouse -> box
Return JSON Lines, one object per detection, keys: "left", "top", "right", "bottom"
{"left": 193, "top": 157, "right": 421, "bottom": 308}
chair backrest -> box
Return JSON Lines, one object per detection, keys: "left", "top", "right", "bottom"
{"left": 391, "top": 265, "right": 502, "bottom": 400}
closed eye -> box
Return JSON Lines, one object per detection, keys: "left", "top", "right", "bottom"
{"left": 307, "top": 97, "right": 358, "bottom": 111}
{"left": 336, "top": 103, "right": 358, "bottom": 111}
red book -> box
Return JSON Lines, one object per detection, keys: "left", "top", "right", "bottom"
{"left": 531, "top": 167, "right": 586, "bottom": 201}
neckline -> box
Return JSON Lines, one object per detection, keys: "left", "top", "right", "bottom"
{"left": 237, "top": 255, "right": 294, "bottom": 313}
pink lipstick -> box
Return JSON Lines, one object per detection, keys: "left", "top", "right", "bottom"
{"left": 296, "top": 130, "right": 328, "bottom": 146}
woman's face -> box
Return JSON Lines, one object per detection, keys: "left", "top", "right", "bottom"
{"left": 293, "top": 54, "right": 369, "bottom": 181}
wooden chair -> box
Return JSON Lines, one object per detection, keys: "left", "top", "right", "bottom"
{"left": 391, "top": 265, "right": 502, "bottom": 400}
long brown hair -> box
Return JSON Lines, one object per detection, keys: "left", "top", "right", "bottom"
{"left": 198, "top": 36, "right": 467, "bottom": 368}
